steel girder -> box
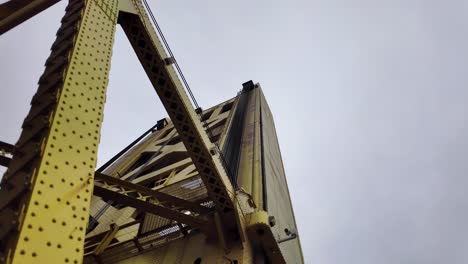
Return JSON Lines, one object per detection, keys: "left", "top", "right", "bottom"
{"left": 117, "top": 1, "right": 239, "bottom": 237}
{"left": 0, "top": 0, "right": 119, "bottom": 262}
{"left": 0, "top": 141, "right": 14, "bottom": 167}
{"left": 0, "top": 0, "right": 60, "bottom": 34}
{"left": 93, "top": 172, "right": 213, "bottom": 234}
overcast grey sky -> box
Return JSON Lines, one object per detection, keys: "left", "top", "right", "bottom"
{"left": 1, "top": 0, "right": 468, "bottom": 263}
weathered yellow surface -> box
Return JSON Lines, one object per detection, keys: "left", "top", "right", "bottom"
{"left": 4, "top": 1, "right": 118, "bottom": 263}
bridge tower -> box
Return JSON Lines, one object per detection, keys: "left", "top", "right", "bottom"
{"left": 0, "top": 1, "right": 303, "bottom": 263}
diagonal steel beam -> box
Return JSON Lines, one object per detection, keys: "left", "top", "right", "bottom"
{"left": 118, "top": 0, "right": 239, "bottom": 237}
{"left": 94, "top": 172, "right": 211, "bottom": 214}
{"left": 93, "top": 185, "right": 211, "bottom": 233}
{"left": 0, "top": 0, "right": 60, "bottom": 35}
{"left": 93, "top": 223, "right": 120, "bottom": 256}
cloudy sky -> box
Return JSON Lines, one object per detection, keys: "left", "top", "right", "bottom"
{"left": 1, "top": 0, "right": 468, "bottom": 263}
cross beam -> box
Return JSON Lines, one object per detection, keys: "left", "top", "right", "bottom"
{"left": 93, "top": 172, "right": 213, "bottom": 235}
{"left": 0, "top": 141, "right": 14, "bottom": 167}
{"left": 94, "top": 172, "right": 211, "bottom": 215}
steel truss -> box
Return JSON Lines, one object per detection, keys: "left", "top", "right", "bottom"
{"left": 0, "top": 0, "right": 291, "bottom": 263}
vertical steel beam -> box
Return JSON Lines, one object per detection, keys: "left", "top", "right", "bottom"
{"left": 0, "top": 0, "right": 118, "bottom": 263}
{"left": 237, "top": 86, "right": 263, "bottom": 208}
{"left": 251, "top": 88, "right": 263, "bottom": 208}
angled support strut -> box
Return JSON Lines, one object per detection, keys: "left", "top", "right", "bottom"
{"left": 118, "top": 0, "right": 239, "bottom": 238}
{"left": 0, "top": 0, "right": 60, "bottom": 35}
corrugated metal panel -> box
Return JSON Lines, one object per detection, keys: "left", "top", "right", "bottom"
{"left": 141, "top": 214, "right": 172, "bottom": 234}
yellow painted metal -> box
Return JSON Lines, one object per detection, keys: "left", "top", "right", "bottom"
{"left": 118, "top": 0, "right": 239, "bottom": 236}
{"left": 1, "top": 0, "right": 302, "bottom": 261}
{"left": 237, "top": 93, "right": 255, "bottom": 195}
{"left": 218, "top": 98, "right": 240, "bottom": 151}
{"left": 214, "top": 212, "right": 228, "bottom": 253}
{"left": 102, "top": 124, "right": 174, "bottom": 177}
{"left": 258, "top": 88, "right": 305, "bottom": 262}
{"left": 79, "top": 97, "right": 256, "bottom": 263}
{"left": 246, "top": 210, "right": 286, "bottom": 263}
{"left": 237, "top": 87, "right": 263, "bottom": 208}
{"left": 162, "top": 168, "right": 177, "bottom": 186}
{"left": 0, "top": 0, "right": 118, "bottom": 263}
{"left": 114, "top": 232, "right": 250, "bottom": 264}
{"left": 251, "top": 88, "right": 263, "bottom": 209}
{"left": 117, "top": 0, "right": 137, "bottom": 14}
{"left": 0, "top": 0, "right": 60, "bottom": 34}
{"left": 93, "top": 223, "right": 119, "bottom": 255}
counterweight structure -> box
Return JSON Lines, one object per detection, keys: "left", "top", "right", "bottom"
{"left": 0, "top": 0, "right": 303, "bottom": 263}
